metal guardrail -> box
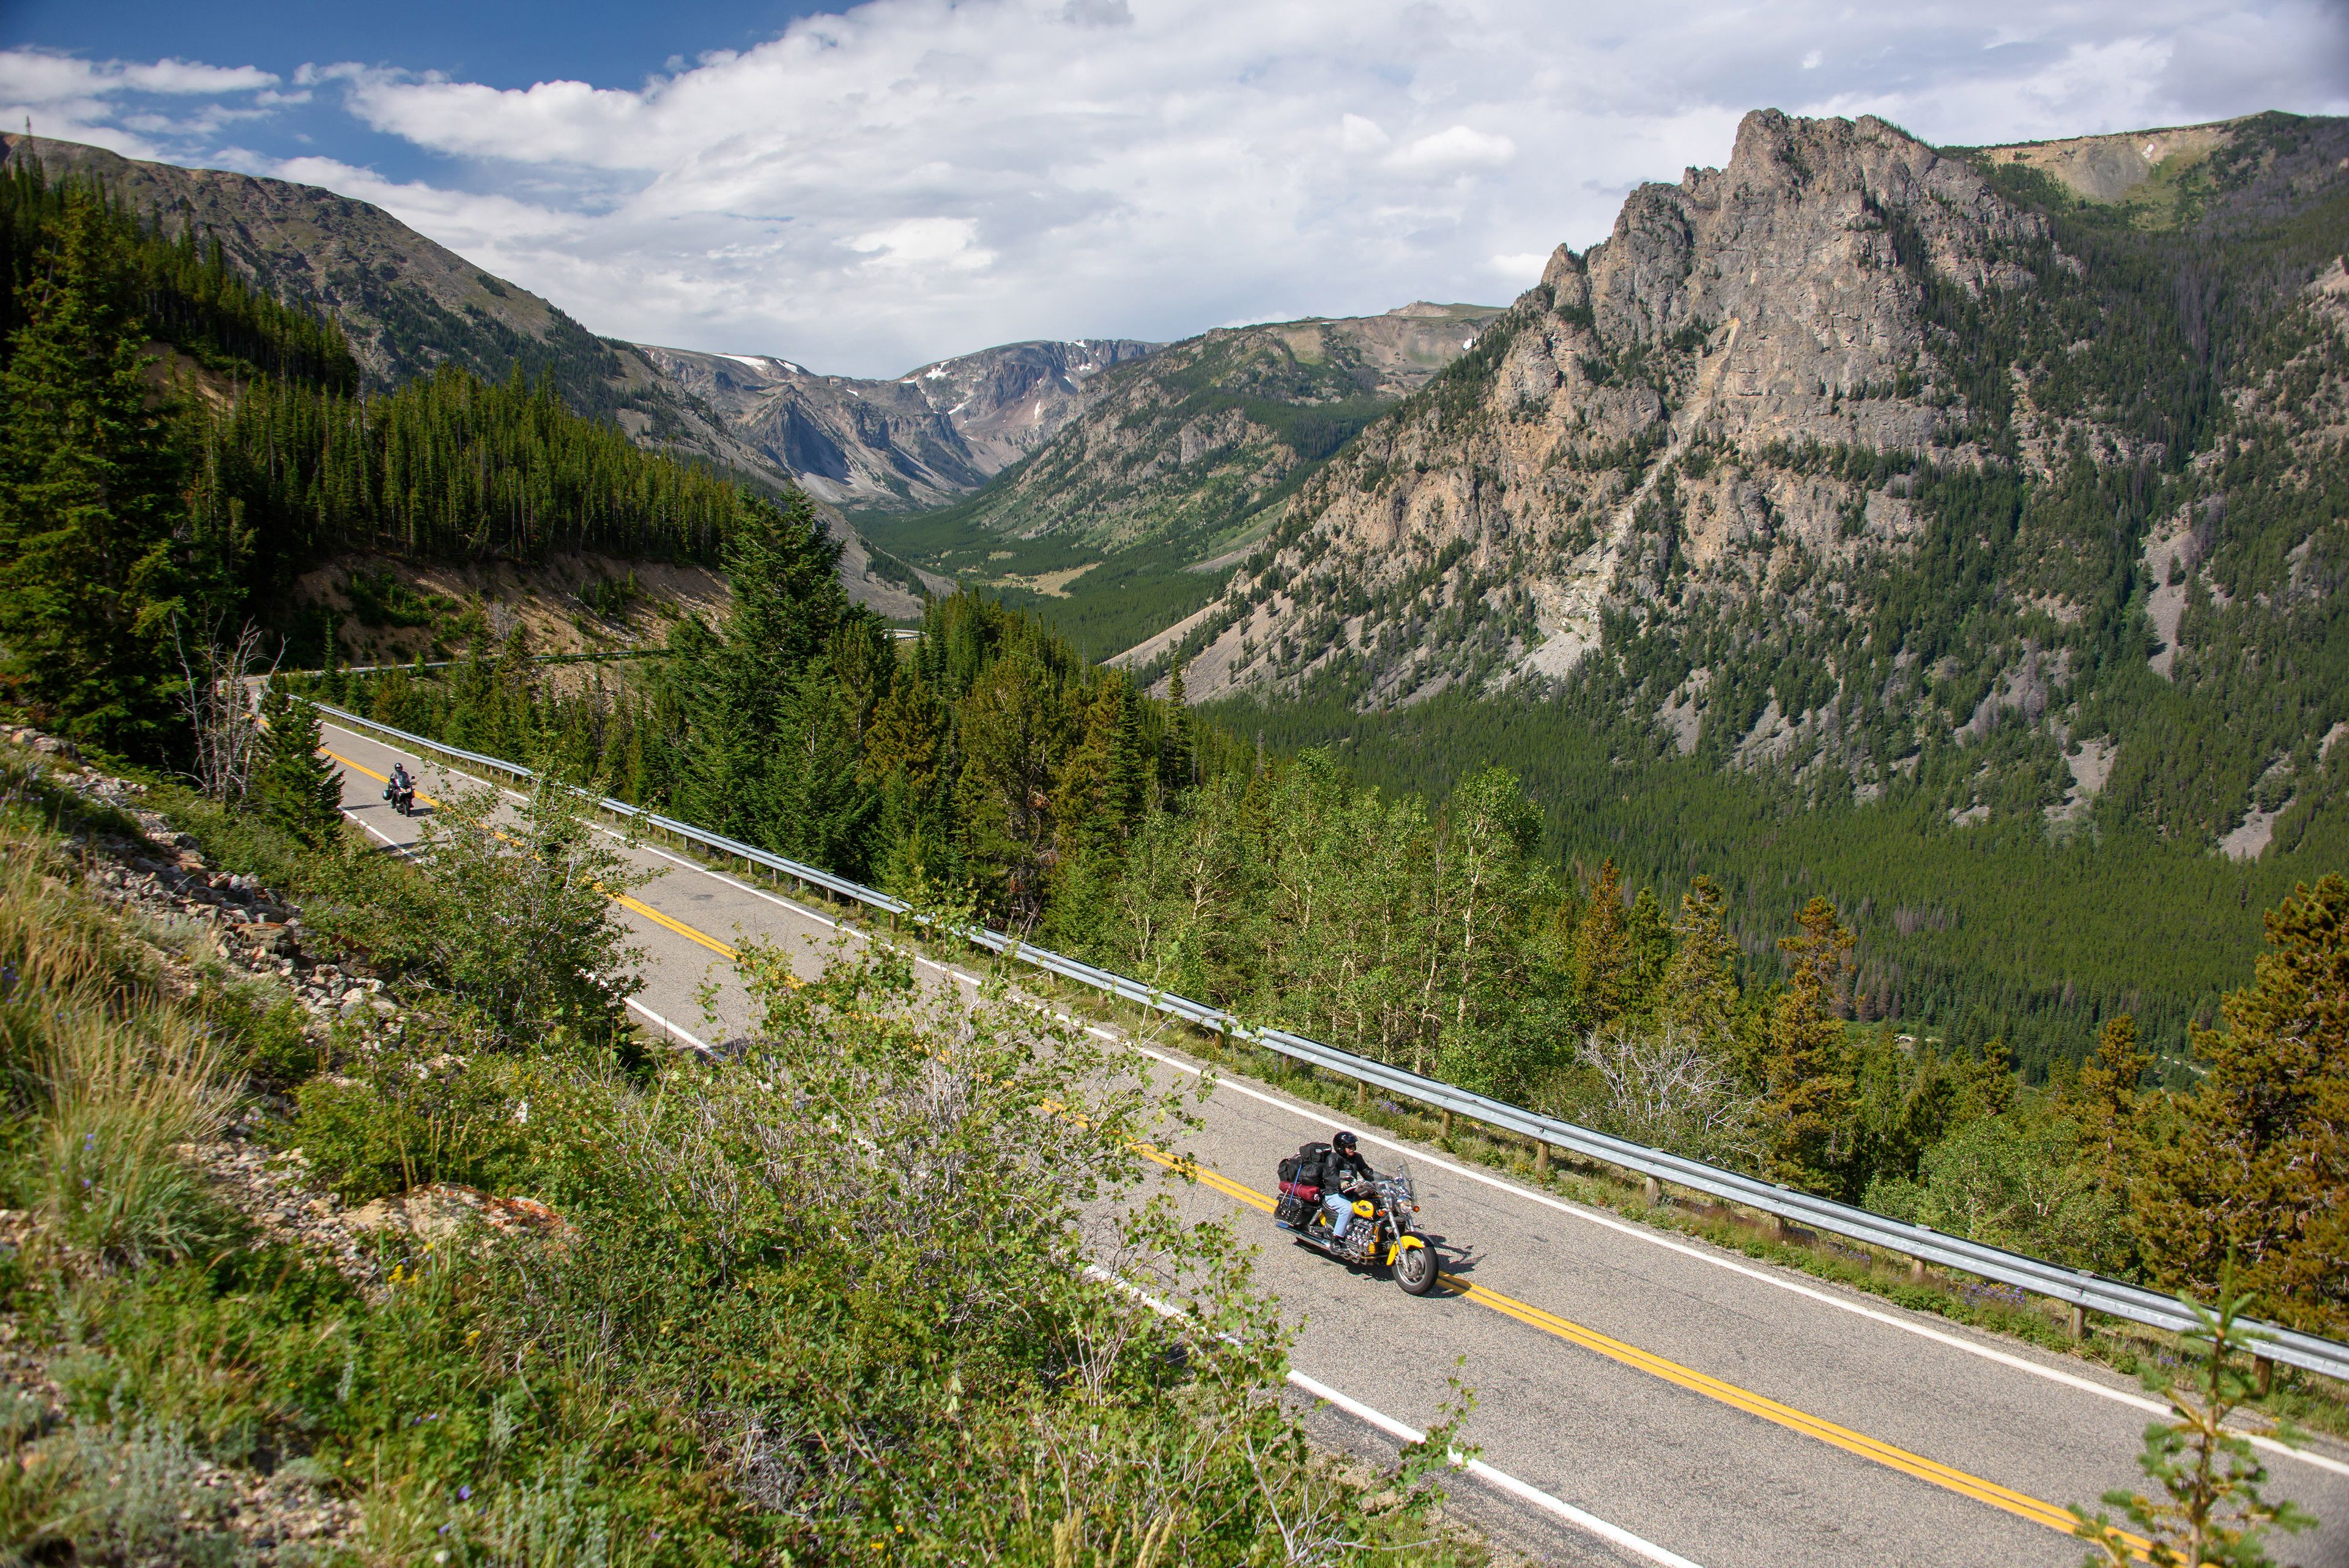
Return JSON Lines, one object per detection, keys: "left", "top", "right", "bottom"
{"left": 303, "top": 697, "right": 2349, "bottom": 1386}
{"left": 287, "top": 650, "right": 662, "bottom": 678}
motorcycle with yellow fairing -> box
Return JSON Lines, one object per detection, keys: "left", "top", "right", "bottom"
{"left": 1274, "top": 1164, "right": 1439, "bottom": 1296}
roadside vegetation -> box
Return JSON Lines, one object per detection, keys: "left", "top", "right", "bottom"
{"left": 0, "top": 735, "right": 1483, "bottom": 1565}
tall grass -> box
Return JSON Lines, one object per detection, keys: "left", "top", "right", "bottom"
{"left": 29, "top": 998, "right": 233, "bottom": 1270}
{"left": 0, "top": 808, "right": 237, "bottom": 1274}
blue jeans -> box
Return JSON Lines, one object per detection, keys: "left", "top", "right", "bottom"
{"left": 1322, "top": 1190, "right": 1355, "bottom": 1241}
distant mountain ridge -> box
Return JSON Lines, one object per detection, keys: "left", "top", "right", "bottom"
{"left": 856, "top": 301, "right": 1506, "bottom": 660}
{"left": 636, "top": 336, "right": 1156, "bottom": 512}
{"left": 940, "top": 302, "right": 1505, "bottom": 552}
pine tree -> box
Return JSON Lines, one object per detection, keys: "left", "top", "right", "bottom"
{"left": 1660, "top": 875, "right": 1741, "bottom": 1036}
{"left": 2063, "top": 1013, "right": 2152, "bottom": 1269}
{"left": 1572, "top": 859, "right": 1636, "bottom": 1026}
{"left": 1162, "top": 661, "right": 1195, "bottom": 794}
{"left": 1954, "top": 1036, "right": 2017, "bottom": 1123}
{"left": 954, "top": 642, "right": 1072, "bottom": 928}
{"left": 0, "top": 191, "right": 189, "bottom": 756}
{"left": 1762, "top": 896, "right": 1857, "bottom": 1194}
{"left": 2136, "top": 876, "right": 2349, "bottom": 1335}
{"left": 667, "top": 494, "right": 849, "bottom": 842}
{"left": 254, "top": 683, "right": 344, "bottom": 846}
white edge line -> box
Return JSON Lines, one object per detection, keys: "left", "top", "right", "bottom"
{"left": 1082, "top": 1270, "right": 1703, "bottom": 1568}
{"left": 625, "top": 997, "right": 713, "bottom": 1054}
{"left": 321, "top": 727, "right": 2349, "bottom": 1481}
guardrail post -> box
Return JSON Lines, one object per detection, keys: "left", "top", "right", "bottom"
{"left": 2068, "top": 1302, "right": 2086, "bottom": 1342}
{"left": 1439, "top": 1109, "right": 1453, "bottom": 1140}
{"left": 2255, "top": 1354, "right": 2274, "bottom": 1395}
{"left": 1909, "top": 1257, "right": 1926, "bottom": 1284}
{"left": 1642, "top": 1175, "right": 1661, "bottom": 1206}
{"left": 1534, "top": 1142, "right": 1549, "bottom": 1176}
{"left": 1355, "top": 1079, "right": 1367, "bottom": 1112}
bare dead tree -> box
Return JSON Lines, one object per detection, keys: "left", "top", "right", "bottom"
{"left": 174, "top": 621, "right": 276, "bottom": 801}
{"left": 1581, "top": 1021, "right": 1765, "bottom": 1167}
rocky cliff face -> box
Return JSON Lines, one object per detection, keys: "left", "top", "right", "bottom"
{"left": 637, "top": 337, "right": 1154, "bottom": 512}
{"left": 1136, "top": 109, "right": 2349, "bottom": 850}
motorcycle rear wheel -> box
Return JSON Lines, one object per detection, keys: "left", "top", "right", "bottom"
{"left": 1393, "top": 1243, "right": 1438, "bottom": 1296}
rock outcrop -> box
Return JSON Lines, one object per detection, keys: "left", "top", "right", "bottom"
{"left": 1132, "top": 108, "right": 2349, "bottom": 854}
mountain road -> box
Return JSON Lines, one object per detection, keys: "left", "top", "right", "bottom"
{"left": 319, "top": 719, "right": 2349, "bottom": 1568}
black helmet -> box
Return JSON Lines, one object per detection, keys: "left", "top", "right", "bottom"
{"left": 1332, "top": 1130, "right": 1358, "bottom": 1154}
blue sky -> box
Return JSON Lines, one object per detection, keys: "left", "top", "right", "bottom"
{"left": 2, "top": 0, "right": 837, "bottom": 180}
{"left": 5, "top": 1, "right": 2346, "bottom": 376}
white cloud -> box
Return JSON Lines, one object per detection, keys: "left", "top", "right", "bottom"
{"left": 1389, "top": 125, "right": 1519, "bottom": 172}
{"left": 0, "top": 47, "right": 281, "bottom": 158}
{"left": 846, "top": 217, "right": 995, "bottom": 271}
{"left": 5, "top": 0, "right": 2347, "bottom": 376}
{"left": 117, "top": 60, "right": 279, "bottom": 95}
{"left": 1339, "top": 113, "right": 1392, "bottom": 153}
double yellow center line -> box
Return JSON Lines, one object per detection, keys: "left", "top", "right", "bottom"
{"left": 328, "top": 740, "right": 2142, "bottom": 1558}
{"left": 1129, "top": 1117, "right": 2143, "bottom": 1553}
{"left": 324, "top": 749, "right": 738, "bottom": 962}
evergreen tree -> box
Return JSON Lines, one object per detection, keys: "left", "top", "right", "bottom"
{"left": 667, "top": 494, "right": 850, "bottom": 844}
{"left": 254, "top": 682, "right": 344, "bottom": 845}
{"left": 2136, "top": 876, "right": 2349, "bottom": 1335}
{"left": 0, "top": 191, "right": 190, "bottom": 755}
{"left": 2069, "top": 1013, "right": 2151, "bottom": 1184}
{"left": 954, "top": 642, "right": 1074, "bottom": 929}
{"left": 1660, "top": 875, "right": 1741, "bottom": 1036}
{"left": 1162, "top": 661, "right": 1195, "bottom": 794}
{"left": 1762, "top": 896, "right": 1857, "bottom": 1194}
{"left": 1954, "top": 1036, "right": 2018, "bottom": 1123}
{"left": 1572, "top": 860, "right": 1636, "bottom": 1026}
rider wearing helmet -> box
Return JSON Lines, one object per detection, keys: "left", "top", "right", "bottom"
{"left": 1319, "top": 1129, "right": 1376, "bottom": 1245}
{"left": 389, "top": 762, "right": 412, "bottom": 795}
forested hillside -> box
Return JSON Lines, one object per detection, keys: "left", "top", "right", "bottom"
{"left": 0, "top": 132, "right": 670, "bottom": 417}
{"left": 0, "top": 148, "right": 784, "bottom": 754}
{"left": 0, "top": 133, "right": 930, "bottom": 618}
{"left": 864, "top": 304, "right": 1502, "bottom": 659}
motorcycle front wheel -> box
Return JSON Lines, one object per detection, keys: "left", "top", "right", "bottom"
{"left": 1393, "top": 1242, "right": 1438, "bottom": 1296}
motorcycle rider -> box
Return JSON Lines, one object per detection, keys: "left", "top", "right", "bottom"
{"left": 1316, "top": 1130, "right": 1376, "bottom": 1248}
{"left": 387, "top": 762, "right": 414, "bottom": 813}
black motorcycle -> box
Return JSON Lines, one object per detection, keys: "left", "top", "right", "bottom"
{"left": 1274, "top": 1160, "right": 1439, "bottom": 1295}
{"left": 384, "top": 776, "right": 415, "bottom": 817}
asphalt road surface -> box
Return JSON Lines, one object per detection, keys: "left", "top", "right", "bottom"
{"left": 320, "top": 720, "right": 2349, "bottom": 1568}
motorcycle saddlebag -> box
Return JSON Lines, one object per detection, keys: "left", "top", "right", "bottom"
{"left": 1273, "top": 1193, "right": 1313, "bottom": 1227}
{"left": 1277, "top": 1156, "right": 1299, "bottom": 1183}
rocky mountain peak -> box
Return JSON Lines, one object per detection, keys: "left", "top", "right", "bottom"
{"left": 1135, "top": 108, "right": 2349, "bottom": 852}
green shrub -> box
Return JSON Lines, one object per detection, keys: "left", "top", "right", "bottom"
{"left": 403, "top": 777, "right": 648, "bottom": 1039}
{"left": 203, "top": 981, "right": 319, "bottom": 1087}
{"left": 0, "top": 1390, "right": 87, "bottom": 1564}
{"left": 291, "top": 1033, "right": 527, "bottom": 1203}
{"left": 148, "top": 779, "right": 315, "bottom": 894}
